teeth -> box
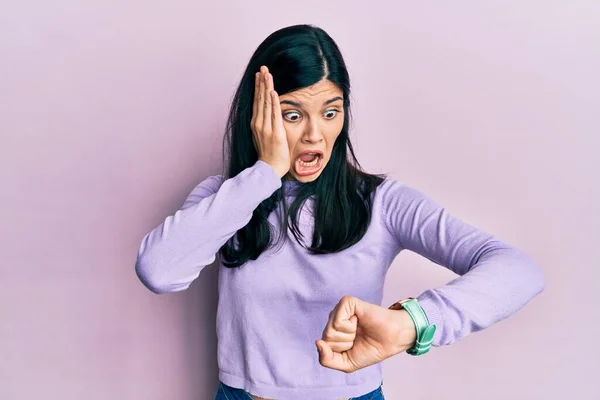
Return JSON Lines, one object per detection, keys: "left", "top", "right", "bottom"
{"left": 298, "top": 155, "right": 320, "bottom": 168}
{"left": 299, "top": 158, "right": 319, "bottom": 167}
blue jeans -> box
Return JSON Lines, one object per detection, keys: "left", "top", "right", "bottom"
{"left": 215, "top": 382, "right": 385, "bottom": 400}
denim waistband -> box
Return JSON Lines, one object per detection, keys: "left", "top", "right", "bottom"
{"left": 215, "top": 381, "right": 384, "bottom": 400}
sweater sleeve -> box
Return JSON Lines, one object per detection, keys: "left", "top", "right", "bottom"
{"left": 135, "top": 160, "right": 282, "bottom": 294}
{"left": 379, "top": 179, "right": 545, "bottom": 346}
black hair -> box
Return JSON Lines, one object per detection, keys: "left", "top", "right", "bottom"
{"left": 220, "top": 24, "right": 386, "bottom": 267}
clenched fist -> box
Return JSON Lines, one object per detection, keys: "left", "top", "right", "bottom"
{"left": 316, "top": 295, "right": 417, "bottom": 373}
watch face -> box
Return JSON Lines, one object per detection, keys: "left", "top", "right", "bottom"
{"left": 388, "top": 297, "right": 415, "bottom": 310}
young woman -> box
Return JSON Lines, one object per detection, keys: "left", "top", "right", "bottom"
{"left": 135, "top": 24, "right": 544, "bottom": 400}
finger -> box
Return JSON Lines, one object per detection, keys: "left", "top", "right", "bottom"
{"left": 324, "top": 340, "right": 354, "bottom": 353}
{"left": 251, "top": 71, "right": 259, "bottom": 126}
{"left": 255, "top": 68, "right": 265, "bottom": 132}
{"left": 349, "top": 315, "right": 358, "bottom": 327}
{"left": 271, "top": 90, "right": 283, "bottom": 132}
{"left": 322, "top": 325, "right": 355, "bottom": 343}
{"left": 316, "top": 339, "right": 355, "bottom": 373}
{"left": 331, "top": 316, "right": 357, "bottom": 335}
{"left": 323, "top": 330, "right": 355, "bottom": 343}
{"left": 263, "top": 72, "right": 272, "bottom": 133}
{"left": 330, "top": 306, "right": 358, "bottom": 335}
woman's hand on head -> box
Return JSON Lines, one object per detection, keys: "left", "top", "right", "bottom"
{"left": 316, "top": 295, "right": 417, "bottom": 373}
{"left": 251, "top": 65, "right": 291, "bottom": 178}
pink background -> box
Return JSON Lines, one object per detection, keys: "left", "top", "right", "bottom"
{"left": 1, "top": 1, "right": 598, "bottom": 399}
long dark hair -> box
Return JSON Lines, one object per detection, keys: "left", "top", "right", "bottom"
{"left": 220, "top": 24, "right": 386, "bottom": 268}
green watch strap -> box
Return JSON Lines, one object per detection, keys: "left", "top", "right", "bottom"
{"left": 397, "top": 298, "right": 436, "bottom": 356}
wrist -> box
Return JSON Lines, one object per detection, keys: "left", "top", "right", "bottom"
{"left": 389, "top": 297, "right": 436, "bottom": 356}
{"left": 391, "top": 309, "right": 417, "bottom": 354}
{"left": 259, "top": 158, "right": 288, "bottom": 178}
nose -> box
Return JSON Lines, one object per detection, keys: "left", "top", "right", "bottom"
{"left": 301, "top": 119, "right": 324, "bottom": 144}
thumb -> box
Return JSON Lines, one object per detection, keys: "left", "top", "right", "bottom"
{"left": 316, "top": 339, "right": 333, "bottom": 364}
{"left": 316, "top": 339, "right": 354, "bottom": 372}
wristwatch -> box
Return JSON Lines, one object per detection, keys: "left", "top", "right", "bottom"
{"left": 389, "top": 297, "right": 436, "bottom": 356}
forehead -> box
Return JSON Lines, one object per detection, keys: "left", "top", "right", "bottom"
{"left": 280, "top": 79, "right": 343, "bottom": 105}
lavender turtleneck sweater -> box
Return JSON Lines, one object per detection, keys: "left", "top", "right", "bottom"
{"left": 135, "top": 160, "right": 544, "bottom": 400}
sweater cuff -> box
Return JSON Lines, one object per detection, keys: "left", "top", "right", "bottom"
{"left": 254, "top": 160, "right": 283, "bottom": 185}
{"left": 232, "top": 160, "right": 282, "bottom": 200}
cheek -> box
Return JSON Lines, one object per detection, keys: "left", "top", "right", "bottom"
{"left": 324, "top": 123, "right": 343, "bottom": 146}
{"left": 283, "top": 123, "right": 303, "bottom": 149}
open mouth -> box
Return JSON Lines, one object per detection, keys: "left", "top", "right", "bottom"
{"left": 294, "top": 152, "right": 323, "bottom": 176}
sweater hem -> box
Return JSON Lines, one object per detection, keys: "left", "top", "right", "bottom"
{"left": 218, "top": 370, "right": 383, "bottom": 400}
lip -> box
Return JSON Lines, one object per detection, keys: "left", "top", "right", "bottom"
{"left": 294, "top": 150, "right": 324, "bottom": 177}
{"left": 297, "top": 150, "right": 324, "bottom": 158}
{"left": 294, "top": 156, "right": 324, "bottom": 176}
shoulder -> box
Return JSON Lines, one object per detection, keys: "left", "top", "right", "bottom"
{"left": 182, "top": 174, "right": 226, "bottom": 209}
{"left": 372, "top": 177, "right": 446, "bottom": 230}
{"left": 374, "top": 177, "right": 433, "bottom": 211}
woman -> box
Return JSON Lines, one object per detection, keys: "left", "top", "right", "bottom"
{"left": 135, "top": 24, "right": 545, "bottom": 400}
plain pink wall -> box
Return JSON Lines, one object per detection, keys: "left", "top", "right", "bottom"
{"left": 1, "top": 1, "right": 598, "bottom": 399}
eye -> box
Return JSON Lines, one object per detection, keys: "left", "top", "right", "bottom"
{"left": 283, "top": 111, "right": 301, "bottom": 122}
{"left": 324, "top": 109, "right": 339, "bottom": 119}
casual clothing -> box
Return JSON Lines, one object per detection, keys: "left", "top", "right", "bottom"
{"left": 135, "top": 160, "right": 544, "bottom": 400}
{"left": 215, "top": 381, "right": 384, "bottom": 400}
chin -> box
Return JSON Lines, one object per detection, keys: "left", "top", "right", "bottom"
{"left": 293, "top": 172, "right": 323, "bottom": 183}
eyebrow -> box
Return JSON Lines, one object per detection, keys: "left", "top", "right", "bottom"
{"left": 280, "top": 96, "right": 343, "bottom": 108}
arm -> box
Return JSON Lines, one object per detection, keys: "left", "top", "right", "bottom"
{"left": 135, "top": 160, "right": 281, "bottom": 294}
{"left": 380, "top": 180, "right": 545, "bottom": 346}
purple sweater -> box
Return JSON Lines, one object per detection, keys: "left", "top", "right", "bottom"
{"left": 135, "top": 160, "right": 544, "bottom": 400}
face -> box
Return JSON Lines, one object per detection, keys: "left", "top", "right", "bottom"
{"left": 278, "top": 79, "right": 344, "bottom": 182}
